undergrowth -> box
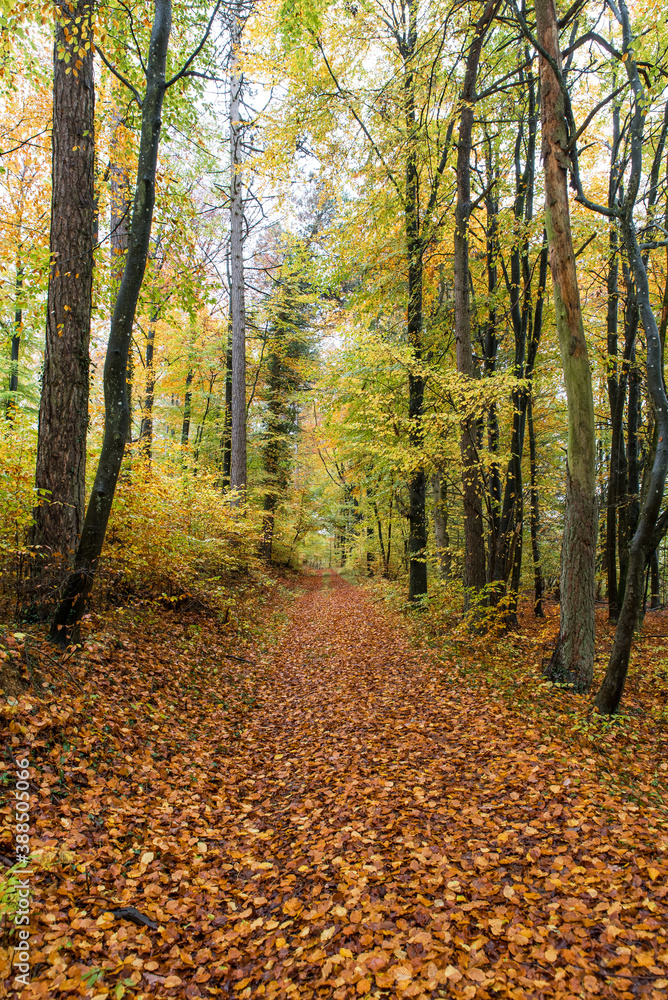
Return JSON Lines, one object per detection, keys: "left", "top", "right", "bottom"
{"left": 365, "top": 575, "right": 668, "bottom": 817}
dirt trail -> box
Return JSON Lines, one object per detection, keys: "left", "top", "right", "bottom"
{"left": 205, "top": 574, "right": 668, "bottom": 999}
{"left": 9, "top": 573, "right": 668, "bottom": 1000}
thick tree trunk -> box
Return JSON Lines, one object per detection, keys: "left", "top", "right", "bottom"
{"left": 537, "top": 0, "right": 597, "bottom": 691}
{"left": 33, "top": 1, "right": 95, "bottom": 575}
{"left": 229, "top": 16, "right": 247, "bottom": 494}
{"left": 51, "top": 0, "right": 173, "bottom": 644}
{"left": 454, "top": 1, "right": 499, "bottom": 604}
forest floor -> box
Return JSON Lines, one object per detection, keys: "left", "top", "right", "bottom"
{"left": 1, "top": 571, "right": 668, "bottom": 999}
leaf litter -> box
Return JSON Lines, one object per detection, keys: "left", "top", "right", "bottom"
{"left": 1, "top": 572, "right": 667, "bottom": 999}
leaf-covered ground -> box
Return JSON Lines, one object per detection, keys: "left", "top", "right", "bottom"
{"left": 2, "top": 572, "right": 668, "bottom": 999}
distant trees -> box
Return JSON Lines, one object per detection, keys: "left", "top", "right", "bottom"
{"left": 259, "top": 256, "right": 313, "bottom": 562}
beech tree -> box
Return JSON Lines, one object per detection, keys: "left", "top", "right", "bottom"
{"left": 510, "top": 0, "right": 597, "bottom": 691}
{"left": 229, "top": 10, "right": 248, "bottom": 494}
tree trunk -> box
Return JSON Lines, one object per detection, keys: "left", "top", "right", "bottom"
{"left": 33, "top": 0, "right": 95, "bottom": 575}
{"left": 109, "top": 88, "right": 133, "bottom": 441}
{"left": 139, "top": 311, "right": 158, "bottom": 461}
{"left": 650, "top": 547, "right": 660, "bottom": 609}
{"left": 181, "top": 368, "right": 193, "bottom": 446}
{"left": 595, "top": 0, "right": 668, "bottom": 712}
{"left": 403, "top": 0, "right": 427, "bottom": 602}
{"left": 221, "top": 314, "right": 233, "bottom": 484}
{"left": 229, "top": 15, "right": 247, "bottom": 494}
{"left": 483, "top": 135, "right": 500, "bottom": 578}
{"left": 596, "top": 214, "right": 668, "bottom": 711}
{"left": 537, "top": 0, "right": 597, "bottom": 692}
{"left": 6, "top": 263, "right": 22, "bottom": 419}
{"left": 454, "top": 1, "right": 500, "bottom": 604}
{"left": 528, "top": 394, "right": 544, "bottom": 615}
{"left": 432, "top": 473, "right": 451, "bottom": 579}
{"left": 51, "top": 0, "right": 173, "bottom": 644}
{"left": 606, "top": 104, "right": 621, "bottom": 618}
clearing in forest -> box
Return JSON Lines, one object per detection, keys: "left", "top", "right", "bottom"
{"left": 2, "top": 573, "right": 668, "bottom": 999}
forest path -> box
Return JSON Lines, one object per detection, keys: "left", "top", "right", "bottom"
{"left": 207, "top": 573, "right": 668, "bottom": 1000}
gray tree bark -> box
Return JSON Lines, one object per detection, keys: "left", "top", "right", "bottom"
{"left": 535, "top": 0, "right": 597, "bottom": 692}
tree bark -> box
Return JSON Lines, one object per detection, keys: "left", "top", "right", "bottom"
{"left": 454, "top": 0, "right": 500, "bottom": 604}
{"left": 528, "top": 393, "right": 544, "bottom": 615}
{"left": 490, "top": 58, "right": 542, "bottom": 610}
{"left": 650, "top": 547, "right": 660, "bottom": 609}
{"left": 229, "top": 15, "right": 247, "bottom": 494}
{"left": 51, "top": 0, "right": 173, "bottom": 644}
{"left": 139, "top": 310, "right": 158, "bottom": 461}
{"left": 6, "top": 263, "right": 22, "bottom": 419}
{"left": 594, "top": 0, "right": 668, "bottom": 712}
{"left": 33, "top": 0, "right": 95, "bottom": 574}
{"left": 221, "top": 312, "right": 233, "bottom": 484}
{"left": 537, "top": 0, "right": 597, "bottom": 692}
{"left": 432, "top": 473, "right": 451, "bottom": 579}
{"left": 605, "top": 104, "right": 621, "bottom": 618}
{"left": 181, "top": 368, "right": 193, "bottom": 446}
{"left": 596, "top": 216, "right": 668, "bottom": 710}
{"left": 402, "top": 0, "right": 427, "bottom": 602}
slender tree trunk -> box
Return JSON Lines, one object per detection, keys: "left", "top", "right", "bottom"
{"left": 229, "top": 15, "right": 247, "bottom": 494}
{"left": 606, "top": 105, "right": 621, "bottom": 618}
{"left": 221, "top": 315, "right": 233, "bottom": 484}
{"left": 403, "top": 0, "right": 427, "bottom": 602}
{"left": 595, "top": 0, "right": 668, "bottom": 712}
{"left": 51, "top": 0, "right": 173, "bottom": 644}
{"left": 372, "top": 500, "right": 389, "bottom": 577}
{"left": 650, "top": 547, "right": 660, "bottom": 609}
{"left": 537, "top": 0, "right": 597, "bottom": 692}
{"left": 387, "top": 493, "right": 393, "bottom": 574}
{"left": 6, "top": 263, "right": 22, "bottom": 419}
{"left": 483, "top": 137, "right": 500, "bottom": 578}
{"left": 432, "top": 473, "right": 451, "bottom": 579}
{"left": 454, "top": 1, "right": 500, "bottom": 604}
{"left": 181, "top": 368, "right": 193, "bottom": 446}
{"left": 139, "top": 311, "right": 158, "bottom": 461}
{"left": 597, "top": 222, "right": 668, "bottom": 711}
{"left": 528, "top": 394, "right": 544, "bottom": 615}
{"left": 491, "top": 56, "right": 541, "bottom": 613}
{"left": 109, "top": 88, "right": 133, "bottom": 441}
{"left": 33, "top": 0, "right": 95, "bottom": 575}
